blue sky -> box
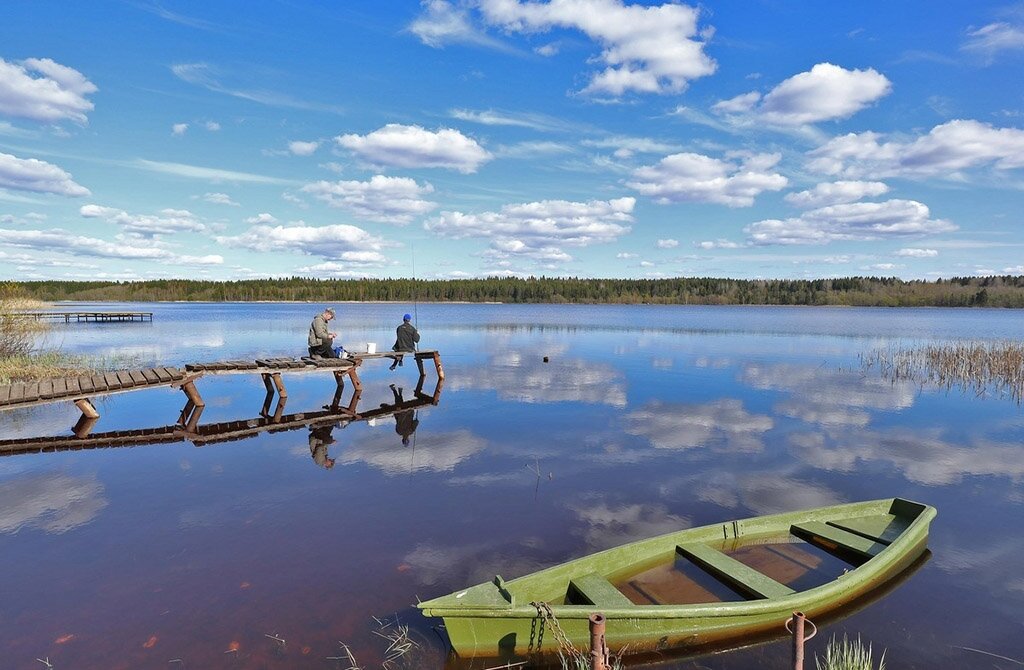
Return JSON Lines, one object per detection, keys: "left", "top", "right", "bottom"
{"left": 1, "top": 1, "right": 1023, "bottom": 282}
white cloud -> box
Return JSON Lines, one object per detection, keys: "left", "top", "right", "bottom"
{"left": 0, "top": 473, "right": 107, "bottom": 534}
{"left": 616, "top": 252, "right": 638, "bottom": 259}
{"left": 408, "top": 0, "right": 511, "bottom": 50}
{"left": 0, "top": 57, "right": 97, "bottom": 124}
{"left": 449, "top": 108, "right": 570, "bottom": 132}
{"left": 1004, "top": 265, "right": 1024, "bottom": 273}
{"left": 80, "top": 204, "right": 207, "bottom": 237}
{"left": 713, "top": 63, "right": 891, "bottom": 126}
{"left": 865, "top": 262, "right": 900, "bottom": 271}
{"left": 201, "top": 192, "right": 239, "bottom": 206}
{"left": 475, "top": 0, "right": 717, "bottom": 96}
{"left": 784, "top": 181, "right": 889, "bottom": 208}
{"left": 0, "top": 228, "right": 222, "bottom": 264}
{"left": 217, "top": 221, "right": 392, "bottom": 262}
{"left": 0, "top": 152, "right": 90, "bottom": 196}
{"left": 301, "top": 175, "right": 437, "bottom": 225}
{"left": 627, "top": 151, "right": 787, "bottom": 207}
{"left": 655, "top": 238, "right": 678, "bottom": 248}
{"left": 245, "top": 212, "right": 278, "bottom": 225}
{"left": 171, "top": 62, "right": 344, "bottom": 113}
{"left": 745, "top": 199, "right": 957, "bottom": 246}
{"left": 288, "top": 140, "right": 320, "bottom": 156}
{"left": 336, "top": 123, "right": 492, "bottom": 173}
{"left": 696, "top": 239, "right": 741, "bottom": 249}
{"left": 495, "top": 141, "right": 574, "bottom": 159}
{"left": 426, "top": 196, "right": 634, "bottom": 263}
{"left": 896, "top": 248, "right": 938, "bottom": 258}
{"left": 296, "top": 261, "right": 380, "bottom": 277}
{"left": 806, "top": 120, "right": 1024, "bottom": 180}
{"left": 535, "top": 42, "right": 559, "bottom": 56}
{"left": 962, "top": 21, "right": 1024, "bottom": 62}
{"left": 134, "top": 159, "right": 292, "bottom": 184}
{"left": 172, "top": 122, "right": 189, "bottom": 136}
{"left": 204, "top": 120, "right": 221, "bottom": 131}
{"left": 582, "top": 136, "right": 683, "bottom": 158}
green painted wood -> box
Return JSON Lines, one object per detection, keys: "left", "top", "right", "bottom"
{"left": 791, "top": 521, "right": 886, "bottom": 559}
{"left": 569, "top": 573, "right": 634, "bottom": 608}
{"left": 827, "top": 514, "right": 910, "bottom": 545}
{"left": 418, "top": 498, "right": 936, "bottom": 658}
{"left": 677, "top": 543, "right": 795, "bottom": 600}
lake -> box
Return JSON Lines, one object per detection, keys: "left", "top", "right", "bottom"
{"left": 1, "top": 303, "right": 1022, "bottom": 669}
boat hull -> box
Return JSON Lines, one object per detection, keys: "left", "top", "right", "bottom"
{"left": 419, "top": 498, "right": 935, "bottom": 659}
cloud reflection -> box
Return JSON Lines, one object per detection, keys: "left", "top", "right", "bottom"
{"left": 626, "top": 399, "right": 773, "bottom": 452}
{"left": 340, "top": 429, "right": 486, "bottom": 474}
{"left": 0, "top": 472, "right": 108, "bottom": 534}
{"left": 448, "top": 346, "right": 627, "bottom": 407}
{"left": 569, "top": 500, "right": 691, "bottom": 552}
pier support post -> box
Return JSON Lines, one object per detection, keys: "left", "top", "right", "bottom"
{"left": 786, "top": 611, "right": 815, "bottom": 670}
{"left": 261, "top": 373, "right": 274, "bottom": 395}
{"left": 589, "top": 613, "right": 608, "bottom": 670}
{"left": 415, "top": 354, "right": 425, "bottom": 377}
{"left": 74, "top": 398, "right": 100, "bottom": 420}
{"left": 181, "top": 379, "right": 205, "bottom": 407}
{"left": 271, "top": 373, "right": 287, "bottom": 399}
{"left": 72, "top": 414, "right": 98, "bottom": 438}
{"left": 347, "top": 364, "right": 363, "bottom": 393}
{"left": 432, "top": 351, "right": 445, "bottom": 380}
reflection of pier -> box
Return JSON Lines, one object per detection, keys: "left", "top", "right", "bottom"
{"left": 0, "top": 350, "right": 444, "bottom": 429}
{"left": 0, "top": 373, "right": 443, "bottom": 457}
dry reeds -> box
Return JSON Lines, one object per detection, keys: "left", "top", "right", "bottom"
{"left": 815, "top": 634, "right": 886, "bottom": 670}
{"left": 863, "top": 340, "right": 1024, "bottom": 403}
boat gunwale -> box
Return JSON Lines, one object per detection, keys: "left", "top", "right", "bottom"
{"left": 418, "top": 497, "right": 935, "bottom": 620}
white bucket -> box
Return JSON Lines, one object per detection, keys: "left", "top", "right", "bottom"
{"left": 366, "top": 342, "right": 377, "bottom": 354}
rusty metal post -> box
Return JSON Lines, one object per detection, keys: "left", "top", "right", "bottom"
{"left": 791, "top": 611, "right": 806, "bottom": 670}
{"left": 589, "top": 613, "right": 607, "bottom": 670}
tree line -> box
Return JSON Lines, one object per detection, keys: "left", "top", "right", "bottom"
{"left": 7, "top": 275, "right": 1024, "bottom": 307}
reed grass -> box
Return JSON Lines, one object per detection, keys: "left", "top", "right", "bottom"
{"left": 863, "top": 340, "right": 1024, "bottom": 403}
{"left": 815, "top": 634, "right": 886, "bottom": 670}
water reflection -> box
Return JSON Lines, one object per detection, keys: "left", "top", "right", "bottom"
{"left": 308, "top": 424, "right": 339, "bottom": 469}
{"left": 626, "top": 399, "right": 773, "bottom": 452}
{"left": 0, "top": 472, "right": 108, "bottom": 534}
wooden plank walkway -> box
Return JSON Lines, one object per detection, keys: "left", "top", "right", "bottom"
{"left": 0, "top": 380, "right": 442, "bottom": 457}
{"left": 8, "top": 311, "right": 153, "bottom": 323}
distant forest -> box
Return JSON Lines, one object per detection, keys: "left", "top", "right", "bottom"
{"left": 7, "top": 275, "right": 1024, "bottom": 307}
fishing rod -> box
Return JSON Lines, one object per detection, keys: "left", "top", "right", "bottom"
{"left": 411, "top": 242, "right": 419, "bottom": 327}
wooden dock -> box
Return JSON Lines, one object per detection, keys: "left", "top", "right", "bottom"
{"left": 0, "top": 373, "right": 443, "bottom": 457}
{"left": 9, "top": 311, "right": 154, "bottom": 323}
{"left": 0, "top": 350, "right": 444, "bottom": 431}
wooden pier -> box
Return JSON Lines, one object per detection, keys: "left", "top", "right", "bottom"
{"left": 0, "top": 350, "right": 443, "bottom": 430}
{"left": 10, "top": 311, "right": 154, "bottom": 323}
{"left": 0, "top": 372, "right": 443, "bottom": 457}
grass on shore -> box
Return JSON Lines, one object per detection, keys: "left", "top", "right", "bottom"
{"left": 863, "top": 340, "right": 1024, "bottom": 403}
{"left": 1, "top": 291, "right": 103, "bottom": 383}
{"left": 0, "top": 351, "right": 99, "bottom": 384}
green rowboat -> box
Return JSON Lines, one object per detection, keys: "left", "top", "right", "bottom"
{"left": 418, "top": 498, "right": 935, "bottom": 659}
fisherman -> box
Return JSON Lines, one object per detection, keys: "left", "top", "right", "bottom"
{"left": 308, "top": 307, "right": 338, "bottom": 358}
{"left": 388, "top": 313, "right": 420, "bottom": 370}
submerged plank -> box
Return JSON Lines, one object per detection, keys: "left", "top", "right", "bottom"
{"left": 791, "top": 522, "right": 886, "bottom": 560}
{"left": 677, "top": 543, "right": 795, "bottom": 600}
{"left": 568, "top": 573, "right": 635, "bottom": 608}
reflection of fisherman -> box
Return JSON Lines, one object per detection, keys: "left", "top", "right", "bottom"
{"left": 389, "top": 313, "right": 420, "bottom": 370}
{"left": 308, "top": 424, "right": 337, "bottom": 469}
{"left": 387, "top": 383, "right": 419, "bottom": 446}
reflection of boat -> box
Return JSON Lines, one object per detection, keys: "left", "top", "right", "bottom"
{"left": 419, "top": 498, "right": 935, "bottom": 660}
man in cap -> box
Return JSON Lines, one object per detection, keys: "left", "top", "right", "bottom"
{"left": 308, "top": 307, "right": 339, "bottom": 358}
{"left": 389, "top": 313, "right": 420, "bottom": 370}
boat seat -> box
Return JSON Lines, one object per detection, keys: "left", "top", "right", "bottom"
{"left": 791, "top": 521, "right": 886, "bottom": 560}
{"left": 677, "top": 543, "right": 795, "bottom": 600}
{"left": 568, "top": 573, "right": 634, "bottom": 608}
{"left": 826, "top": 514, "right": 909, "bottom": 545}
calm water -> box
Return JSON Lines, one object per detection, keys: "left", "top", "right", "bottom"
{"left": 2, "top": 303, "right": 1023, "bottom": 669}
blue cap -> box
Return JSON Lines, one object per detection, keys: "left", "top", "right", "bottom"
{"left": 403, "top": 313, "right": 412, "bottom": 321}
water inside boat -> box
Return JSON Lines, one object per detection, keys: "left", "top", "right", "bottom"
{"left": 604, "top": 533, "right": 860, "bottom": 606}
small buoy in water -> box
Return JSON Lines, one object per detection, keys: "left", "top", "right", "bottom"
{"left": 543, "top": 356, "right": 549, "bottom": 363}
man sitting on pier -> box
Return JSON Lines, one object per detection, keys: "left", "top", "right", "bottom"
{"left": 308, "top": 307, "right": 339, "bottom": 358}
{"left": 388, "top": 313, "right": 420, "bottom": 370}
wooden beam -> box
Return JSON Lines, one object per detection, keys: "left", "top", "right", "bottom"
{"left": 181, "top": 380, "right": 205, "bottom": 407}
{"left": 74, "top": 398, "right": 100, "bottom": 420}
{"left": 271, "top": 372, "right": 287, "bottom": 399}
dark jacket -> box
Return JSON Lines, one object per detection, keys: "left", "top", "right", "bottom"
{"left": 393, "top": 321, "right": 420, "bottom": 352}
